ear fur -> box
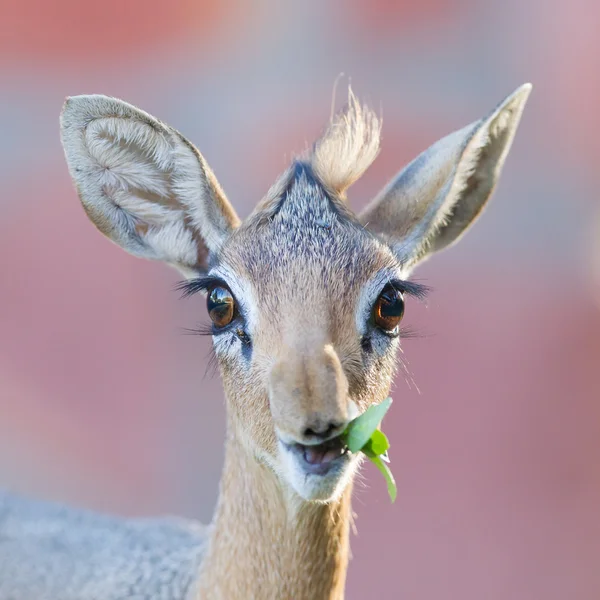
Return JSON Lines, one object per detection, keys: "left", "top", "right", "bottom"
{"left": 359, "top": 83, "right": 532, "bottom": 268}
{"left": 60, "top": 95, "right": 239, "bottom": 276}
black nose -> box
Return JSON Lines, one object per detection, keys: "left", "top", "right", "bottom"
{"left": 303, "top": 420, "right": 344, "bottom": 441}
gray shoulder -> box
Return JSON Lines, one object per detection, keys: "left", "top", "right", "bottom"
{"left": 0, "top": 490, "right": 208, "bottom": 600}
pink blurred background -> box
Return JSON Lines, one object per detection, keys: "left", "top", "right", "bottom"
{"left": 1, "top": 1, "right": 599, "bottom": 598}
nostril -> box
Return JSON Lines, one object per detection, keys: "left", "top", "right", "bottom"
{"left": 303, "top": 421, "right": 344, "bottom": 441}
{"left": 323, "top": 422, "right": 339, "bottom": 438}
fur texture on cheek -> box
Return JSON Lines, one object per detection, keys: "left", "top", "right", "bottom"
{"left": 351, "top": 350, "right": 398, "bottom": 413}
{"left": 219, "top": 361, "right": 279, "bottom": 458}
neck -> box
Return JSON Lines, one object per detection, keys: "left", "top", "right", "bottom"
{"left": 196, "top": 430, "right": 352, "bottom": 600}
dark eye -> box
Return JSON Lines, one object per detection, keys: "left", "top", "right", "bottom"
{"left": 373, "top": 285, "right": 405, "bottom": 332}
{"left": 207, "top": 286, "right": 235, "bottom": 328}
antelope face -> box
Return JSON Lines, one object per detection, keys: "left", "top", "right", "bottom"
{"left": 201, "top": 164, "right": 423, "bottom": 501}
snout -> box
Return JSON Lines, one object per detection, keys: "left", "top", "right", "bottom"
{"left": 269, "top": 343, "right": 350, "bottom": 446}
{"left": 268, "top": 344, "right": 360, "bottom": 500}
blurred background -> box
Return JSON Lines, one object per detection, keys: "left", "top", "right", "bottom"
{"left": 1, "top": 0, "right": 599, "bottom": 598}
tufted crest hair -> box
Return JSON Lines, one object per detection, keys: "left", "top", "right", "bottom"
{"left": 309, "top": 87, "right": 381, "bottom": 198}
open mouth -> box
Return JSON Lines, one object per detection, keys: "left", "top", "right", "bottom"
{"left": 284, "top": 436, "right": 350, "bottom": 476}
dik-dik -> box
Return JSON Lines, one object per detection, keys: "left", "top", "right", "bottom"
{"left": 0, "top": 83, "right": 531, "bottom": 599}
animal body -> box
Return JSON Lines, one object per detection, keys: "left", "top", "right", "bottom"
{"left": 0, "top": 83, "right": 531, "bottom": 599}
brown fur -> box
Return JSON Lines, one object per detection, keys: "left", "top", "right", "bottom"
{"left": 58, "top": 84, "right": 532, "bottom": 599}
{"left": 196, "top": 432, "right": 351, "bottom": 600}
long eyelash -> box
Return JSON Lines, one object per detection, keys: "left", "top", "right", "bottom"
{"left": 175, "top": 276, "right": 226, "bottom": 299}
{"left": 180, "top": 323, "right": 214, "bottom": 337}
{"left": 179, "top": 324, "right": 219, "bottom": 378}
{"left": 389, "top": 278, "right": 430, "bottom": 302}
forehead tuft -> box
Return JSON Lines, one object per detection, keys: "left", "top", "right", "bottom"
{"left": 310, "top": 87, "right": 381, "bottom": 196}
{"left": 216, "top": 88, "right": 389, "bottom": 296}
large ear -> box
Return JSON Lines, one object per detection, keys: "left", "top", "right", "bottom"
{"left": 359, "top": 84, "right": 532, "bottom": 270}
{"left": 60, "top": 95, "right": 240, "bottom": 277}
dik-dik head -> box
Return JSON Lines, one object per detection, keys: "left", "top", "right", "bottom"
{"left": 60, "top": 85, "right": 531, "bottom": 502}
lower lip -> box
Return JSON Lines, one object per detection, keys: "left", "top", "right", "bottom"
{"left": 283, "top": 441, "right": 350, "bottom": 476}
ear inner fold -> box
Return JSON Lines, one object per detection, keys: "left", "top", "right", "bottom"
{"left": 60, "top": 94, "right": 239, "bottom": 277}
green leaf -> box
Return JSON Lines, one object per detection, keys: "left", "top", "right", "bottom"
{"left": 367, "top": 453, "right": 397, "bottom": 502}
{"left": 343, "top": 397, "right": 392, "bottom": 453}
{"left": 367, "top": 429, "right": 390, "bottom": 455}
{"left": 341, "top": 397, "right": 397, "bottom": 503}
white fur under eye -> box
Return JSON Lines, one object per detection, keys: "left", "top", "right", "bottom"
{"left": 212, "top": 332, "right": 244, "bottom": 359}
{"left": 208, "top": 265, "right": 258, "bottom": 356}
